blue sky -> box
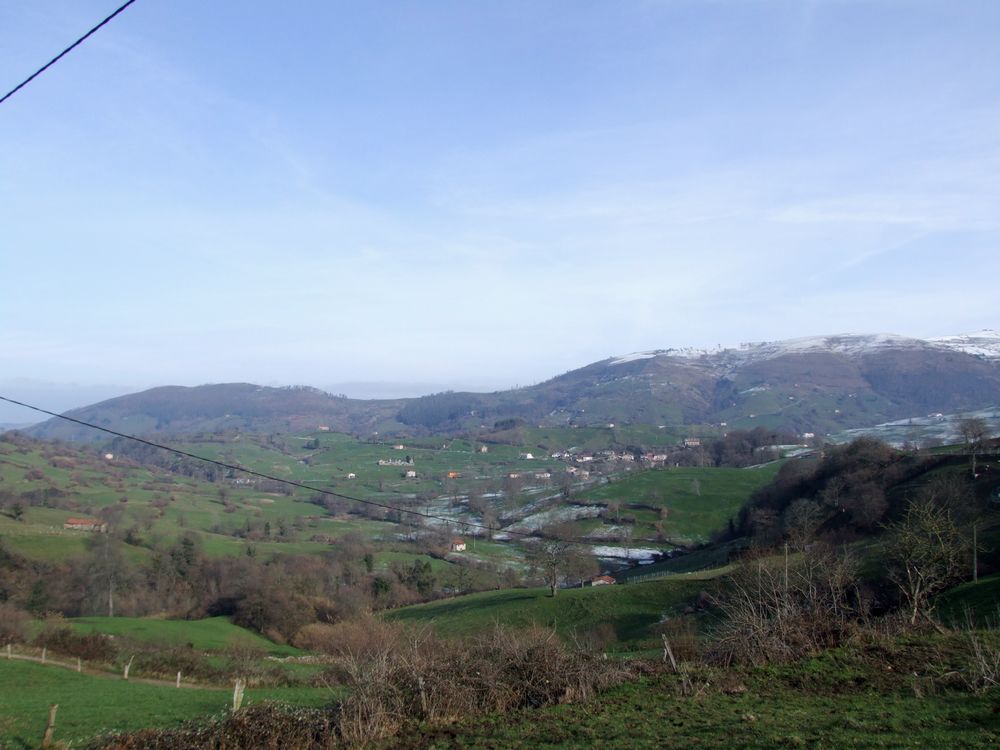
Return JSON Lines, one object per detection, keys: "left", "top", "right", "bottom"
{"left": 1, "top": 0, "right": 998, "bottom": 416}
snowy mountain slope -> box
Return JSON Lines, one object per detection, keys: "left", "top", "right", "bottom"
{"left": 928, "top": 330, "right": 1000, "bottom": 359}
{"left": 607, "top": 330, "right": 1000, "bottom": 372}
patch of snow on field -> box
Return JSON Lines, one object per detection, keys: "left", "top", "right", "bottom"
{"left": 608, "top": 351, "right": 660, "bottom": 366}
{"left": 507, "top": 504, "right": 603, "bottom": 532}
{"left": 584, "top": 525, "right": 629, "bottom": 540}
{"left": 830, "top": 405, "right": 1000, "bottom": 447}
{"left": 590, "top": 545, "right": 666, "bottom": 561}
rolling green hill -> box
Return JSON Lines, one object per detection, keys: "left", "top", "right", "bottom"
{"left": 386, "top": 577, "right": 713, "bottom": 648}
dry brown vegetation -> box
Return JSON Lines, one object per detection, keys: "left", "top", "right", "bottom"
{"left": 86, "top": 618, "right": 630, "bottom": 749}
{"left": 708, "top": 545, "right": 867, "bottom": 666}
{"left": 314, "top": 617, "right": 629, "bottom": 745}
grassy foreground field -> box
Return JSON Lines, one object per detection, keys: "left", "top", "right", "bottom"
{"left": 394, "top": 642, "right": 1000, "bottom": 749}
{"left": 0, "top": 660, "right": 332, "bottom": 748}
{"left": 395, "top": 674, "right": 999, "bottom": 749}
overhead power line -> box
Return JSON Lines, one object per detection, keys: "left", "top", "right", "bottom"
{"left": 0, "top": 394, "right": 550, "bottom": 541}
{"left": 1, "top": 0, "right": 139, "bottom": 107}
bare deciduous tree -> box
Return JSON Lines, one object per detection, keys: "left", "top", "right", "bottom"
{"left": 527, "top": 523, "right": 593, "bottom": 596}
{"left": 958, "top": 417, "right": 989, "bottom": 477}
{"left": 782, "top": 498, "right": 824, "bottom": 550}
{"left": 885, "top": 497, "right": 970, "bottom": 627}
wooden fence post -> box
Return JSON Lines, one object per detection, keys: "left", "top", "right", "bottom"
{"left": 77, "top": 657, "right": 82, "bottom": 673}
{"left": 41, "top": 647, "right": 46, "bottom": 663}
{"left": 123, "top": 655, "right": 135, "bottom": 680}
{"left": 41, "top": 704, "right": 58, "bottom": 748}
{"left": 661, "top": 634, "right": 678, "bottom": 672}
{"left": 232, "top": 678, "right": 246, "bottom": 711}
{"left": 5, "top": 643, "right": 10, "bottom": 660}
{"left": 176, "top": 671, "right": 182, "bottom": 688}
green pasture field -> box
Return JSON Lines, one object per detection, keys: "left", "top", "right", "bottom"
{"left": 0, "top": 660, "right": 333, "bottom": 748}
{"left": 186, "top": 431, "right": 564, "bottom": 493}
{"left": 387, "top": 578, "right": 703, "bottom": 646}
{"left": 936, "top": 573, "right": 1000, "bottom": 627}
{"left": 0, "top": 430, "right": 786, "bottom": 576}
{"left": 0, "top": 437, "right": 407, "bottom": 563}
{"left": 573, "top": 464, "right": 783, "bottom": 543}
{"left": 376, "top": 550, "right": 454, "bottom": 573}
{"left": 67, "top": 616, "right": 301, "bottom": 655}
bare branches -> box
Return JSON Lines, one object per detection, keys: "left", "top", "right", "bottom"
{"left": 709, "top": 546, "right": 863, "bottom": 666}
{"left": 885, "top": 497, "right": 970, "bottom": 626}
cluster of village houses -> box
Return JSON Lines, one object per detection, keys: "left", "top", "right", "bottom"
{"left": 331, "top": 438, "right": 701, "bottom": 483}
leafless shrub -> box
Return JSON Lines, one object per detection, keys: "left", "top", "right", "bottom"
{"left": 961, "top": 630, "right": 1000, "bottom": 693}
{"left": 293, "top": 615, "right": 400, "bottom": 660}
{"left": 653, "top": 616, "right": 701, "bottom": 663}
{"left": 33, "top": 622, "right": 118, "bottom": 662}
{"left": 0, "top": 602, "right": 29, "bottom": 645}
{"left": 709, "top": 545, "right": 864, "bottom": 666}
{"left": 86, "top": 703, "right": 337, "bottom": 750}
{"left": 222, "top": 638, "right": 268, "bottom": 683}
{"left": 328, "top": 620, "right": 630, "bottom": 745}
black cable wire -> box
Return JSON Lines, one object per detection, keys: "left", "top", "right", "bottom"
{"left": 1, "top": 0, "right": 139, "bottom": 107}
{"left": 0, "top": 394, "right": 548, "bottom": 540}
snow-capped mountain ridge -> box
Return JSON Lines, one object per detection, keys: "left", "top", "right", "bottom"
{"left": 607, "top": 330, "right": 1000, "bottom": 369}
{"left": 927, "top": 330, "right": 1000, "bottom": 359}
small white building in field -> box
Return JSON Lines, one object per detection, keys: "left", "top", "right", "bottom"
{"left": 450, "top": 538, "right": 467, "bottom": 552}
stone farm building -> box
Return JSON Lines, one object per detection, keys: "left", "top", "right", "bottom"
{"left": 588, "top": 575, "right": 616, "bottom": 586}
{"left": 63, "top": 517, "right": 108, "bottom": 533}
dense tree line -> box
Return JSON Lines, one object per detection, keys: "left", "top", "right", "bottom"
{"left": 0, "top": 527, "right": 515, "bottom": 644}
{"left": 732, "top": 438, "right": 977, "bottom": 547}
